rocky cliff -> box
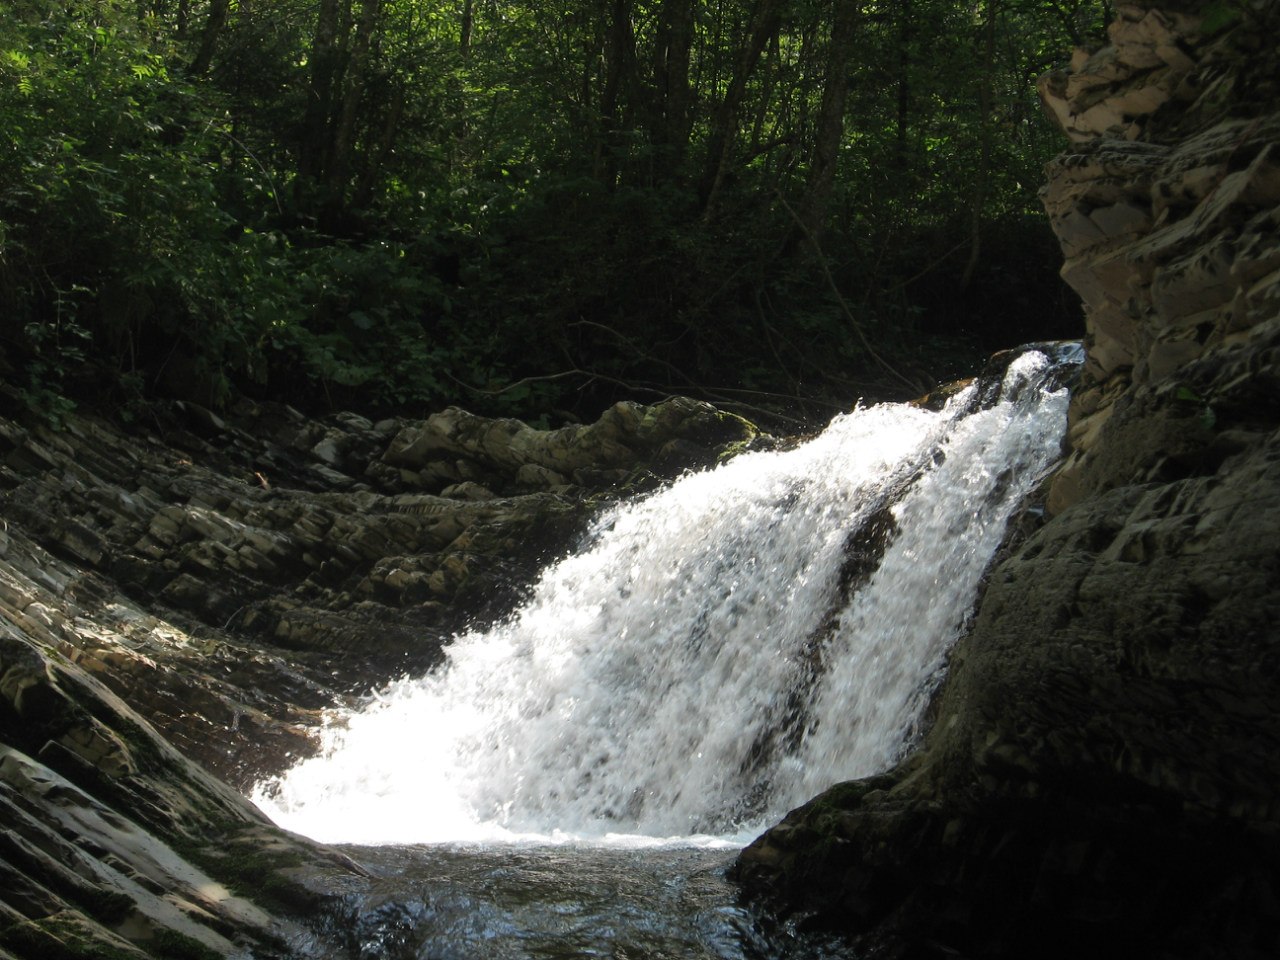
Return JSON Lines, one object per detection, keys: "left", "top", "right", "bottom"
{"left": 734, "top": 3, "right": 1280, "bottom": 957}
{"left": 0, "top": 392, "right": 754, "bottom": 958}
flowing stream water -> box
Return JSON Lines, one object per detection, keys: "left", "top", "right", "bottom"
{"left": 255, "top": 346, "right": 1079, "bottom": 959}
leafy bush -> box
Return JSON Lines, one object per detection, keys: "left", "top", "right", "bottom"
{"left": 0, "top": 1, "right": 269, "bottom": 406}
{"left": 0, "top": 0, "right": 1096, "bottom": 427}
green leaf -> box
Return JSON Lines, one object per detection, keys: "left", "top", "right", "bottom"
{"left": 1200, "top": 3, "right": 1241, "bottom": 35}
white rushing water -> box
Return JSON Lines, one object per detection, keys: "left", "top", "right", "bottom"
{"left": 253, "top": 349, "right": 1074, "bottom": 846}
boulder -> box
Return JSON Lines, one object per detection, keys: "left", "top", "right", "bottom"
{"left": 382, "top": 397, "right": 756, "bottom": 492}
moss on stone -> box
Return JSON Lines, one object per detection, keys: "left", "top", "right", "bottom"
{"left": 714, "top": 436, "right": 755, "bottom": 465}
{"left": 148, "top": 928, "right": 224, "bottom": 960}
{"left": 805, "top": 774, "right": 896, "bottom": 816}
{"left": 177, "top": 835, "right": 320, "bottom": 917}
{"left": 0, "top": 915, "right": 143, "bottom": 960}
{"left": 76, "top": 890, "right": 136, "bottom": 927}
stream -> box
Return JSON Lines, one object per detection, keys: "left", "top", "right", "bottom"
{"left": 255, "top": 345, "right": 1080, "bottom": 958}
{"left": 310, "top": 843, "right": 846, "bottom": 960}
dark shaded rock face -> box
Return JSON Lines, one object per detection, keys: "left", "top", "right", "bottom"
{"left": 735, "top": 3, "right": 1280, "bottom": 958}
{"left": 0, "top": 392, "right": 754, "bottom": 958}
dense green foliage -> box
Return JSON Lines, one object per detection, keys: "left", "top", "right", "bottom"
{"left": 0, "top": 0, "right": 1107, "bottom": 424}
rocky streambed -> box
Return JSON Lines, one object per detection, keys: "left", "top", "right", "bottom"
{"left": 0, "top": 392, "right": 757, "bottom": 958}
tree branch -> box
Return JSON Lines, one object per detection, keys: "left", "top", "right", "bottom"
{"left": 775, "top": 192, "right": 920, "bottom": 393}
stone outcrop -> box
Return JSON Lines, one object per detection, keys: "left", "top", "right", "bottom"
{"left": 735, "top": 3, "right": 1280, "bottom": 957}
{"left": 0, "top": 625, "right": 354, "bottom": 959}
{"left": 1036, "top": 1, "right": 1280, "bottom": 511}
{"left": 0, "top": 390, "right": 755, "bottom": 958}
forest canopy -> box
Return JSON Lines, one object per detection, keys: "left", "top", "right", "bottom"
{"left": 0, "top": 0, "right": 1108, "bottom": 425}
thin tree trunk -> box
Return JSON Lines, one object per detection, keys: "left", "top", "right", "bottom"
{"left": 701, "top": 0, "right": 784, "bottom": 217}
{"left": 586, "top": 6, "right": 608, "bottom": 177}
{"left": 795, "top": 0, "right": 860, "bottom": 244}
{"left": 581, "top": 19, "right": 599, "bottom": 142}
{"left": 188, "top": 0, "right": 229, "bottom": 75}
{"left": 460, "top": 0, "right": 474, "bottom": 57}
{"left": 750, "top": 32, "right": 780, "bottom": 155}
{"left": 895, "top": 0, "right": 911, "bottom": 164}
{"left": 354, "top": 89, "right": 404, "bottom": 209}
{"left": 961, "top": 0, "right": 999, "bottom": 290}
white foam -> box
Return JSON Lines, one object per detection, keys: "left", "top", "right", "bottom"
{"left": 252, "top": 351, "right": 1070, "bottom": 846}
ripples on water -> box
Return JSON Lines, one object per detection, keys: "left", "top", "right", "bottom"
{"left": 316, "top": 844, "right": 850, "bottom": 960}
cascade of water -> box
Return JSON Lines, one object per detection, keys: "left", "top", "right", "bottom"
{"left": 253, "top": 349, "right": 1075, "bottom": 845}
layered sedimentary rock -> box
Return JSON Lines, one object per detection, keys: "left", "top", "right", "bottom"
{"left": 735, "top": 3, "right": 1280, "bottom": 957}
{"left": 0, "top": 391, "right": 753, "bottom": 958}
{"left": 1037, "top": 1, "right": 1280, "bottom": 513}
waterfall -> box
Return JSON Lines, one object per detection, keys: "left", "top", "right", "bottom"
{"left": 252, "top": 348, "right": 1076, "bottom": 846}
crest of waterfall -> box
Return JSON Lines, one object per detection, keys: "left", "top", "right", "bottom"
{"left": 253, "top": 348, "right": 1076, "bottom": 845}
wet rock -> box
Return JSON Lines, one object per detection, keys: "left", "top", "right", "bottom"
{"left": 382, "top": 397, "right": 755, "bottom": 495}
{"left": 737, "top": 3, "right": 1280, "bottom": 957}
{"left": 0, "top": 623, "right": 353, "bottom": 959}
{"left": 0, "top": 389, "right": 760, "bottom": 957}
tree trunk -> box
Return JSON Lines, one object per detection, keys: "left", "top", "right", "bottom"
{"left": 596, "top": 0, "right": 637, "bottom": 186}
{"left": 960, "top": 0, "right": 999, "bottom": 290}
{"left": 188, "top": 0, "right": 230, "bottom": 75}
{"left": 794, "top": 0, "right": 860, "bottom": 244}
{"left": 654, "top": 0, "right": 694, "bottom": 168}
{"left": 298, "top": 0, "right": 344, "bottom": 186}
{"left": 325, "top": 0, "right": 382, "bottom": 208}
{"left": 701, "top": 0, "right": 785, "bottom": 217}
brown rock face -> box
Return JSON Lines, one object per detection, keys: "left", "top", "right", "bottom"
{"left": 735, "top": 4, "right": 1280, "bottom": 958}
{"left": 1038, "top": 1, "right": 1280, "bottom": 511}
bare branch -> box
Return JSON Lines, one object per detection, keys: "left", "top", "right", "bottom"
{"left": 774, "top": 193, "right": 920, "bottom": 393}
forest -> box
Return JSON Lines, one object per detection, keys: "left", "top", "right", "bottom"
{"left": 0, "top": 0, "right": 1110, "bottom": 428}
